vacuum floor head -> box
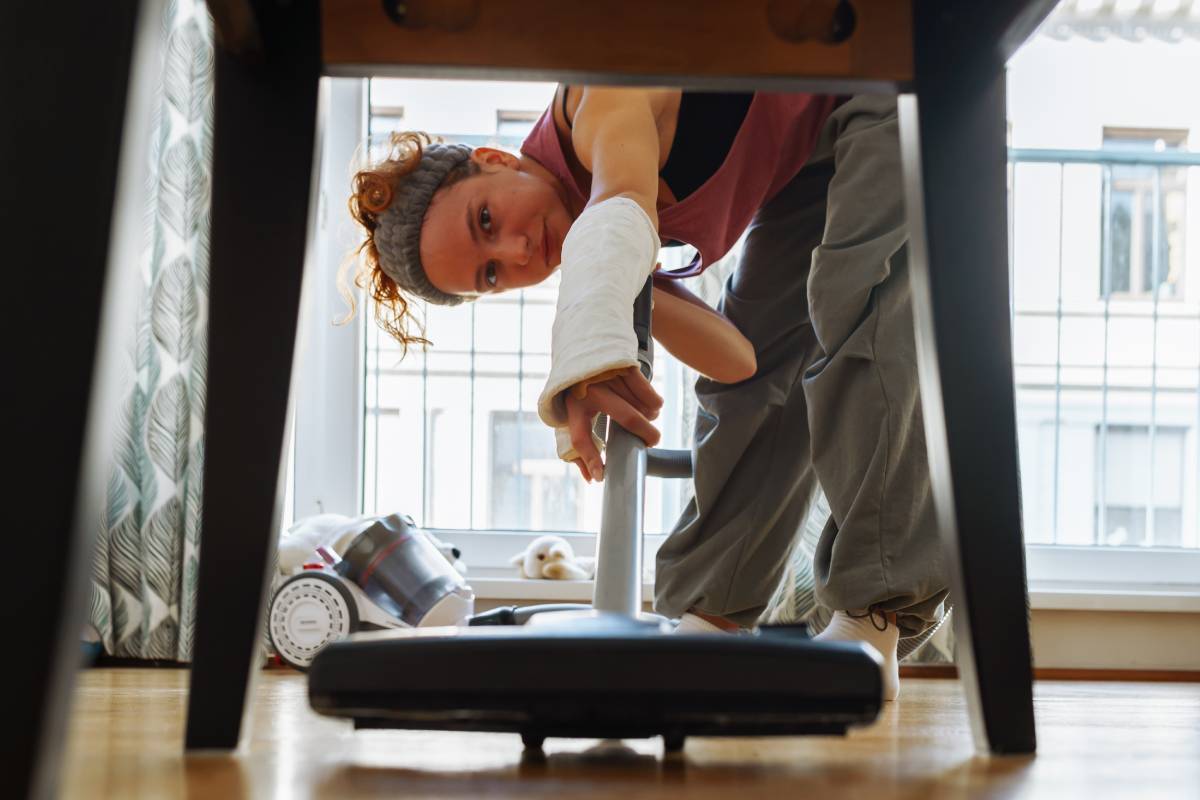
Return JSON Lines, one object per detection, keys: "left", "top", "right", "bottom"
{"left": 307, "top": 614, "right": 883, "bottom": 744}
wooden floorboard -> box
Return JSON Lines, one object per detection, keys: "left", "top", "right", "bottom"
{"left": 900, "top": 664, "right": 1200, "bottom": 682}
{"left": 62, "top": 667, "right": 1200, "bottom": 798}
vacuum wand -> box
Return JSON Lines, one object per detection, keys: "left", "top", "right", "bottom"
{"left": 592, "top": 279, "right": 654, "bottom": 617}
{"left": 592, "top": 424, "right": 648, "bottom": 615}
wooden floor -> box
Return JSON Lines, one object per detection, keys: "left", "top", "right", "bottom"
{"left": 61, "top": 668, "right": 1199, "bottom": 799}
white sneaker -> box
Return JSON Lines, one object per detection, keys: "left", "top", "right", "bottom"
{"left": 672, "top": 611, "right": 727, "bottom": 634}
{"left": 813, "top": 610, "right": 900, "bottom": 701}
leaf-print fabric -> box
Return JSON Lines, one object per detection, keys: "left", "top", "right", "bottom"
{"left": 89, "top": 0, "right": 213, "bottom": 661}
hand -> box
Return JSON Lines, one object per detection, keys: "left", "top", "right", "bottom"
{"left": 565, "top": 367, "right": 663, "bottom": 482}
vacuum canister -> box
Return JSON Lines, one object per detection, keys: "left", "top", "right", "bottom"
{"left": 337, "top": 513, "right": 474, "bottom": 627}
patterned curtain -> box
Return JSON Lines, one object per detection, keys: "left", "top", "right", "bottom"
{"left": 89, "top": 0, "right": 214, "bottom": 661}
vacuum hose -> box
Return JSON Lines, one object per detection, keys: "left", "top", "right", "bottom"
{"left": 645, "top": 448, "right": 693, "bottom": 479}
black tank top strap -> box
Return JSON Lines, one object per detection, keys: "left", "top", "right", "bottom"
{"left": 557, "top": 87, "right": 751, "bottom": 206}
{"left": 660, "top": 91, "right": 753, "bottom": 203}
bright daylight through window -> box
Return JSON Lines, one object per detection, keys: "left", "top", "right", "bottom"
{"left": 290, "top": 14, "right": 1200, "bottom": 591}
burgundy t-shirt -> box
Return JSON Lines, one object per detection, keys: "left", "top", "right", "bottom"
{"left": 520, "top": 91, "right": 839, "bottom": 278}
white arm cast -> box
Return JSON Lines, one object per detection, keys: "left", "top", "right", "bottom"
{"left": 536, "top": 196, "right": 660, "bottom": 437}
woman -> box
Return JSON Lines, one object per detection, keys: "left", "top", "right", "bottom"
{"left": 344, "top": 85, "right": 950, "bottom": 701}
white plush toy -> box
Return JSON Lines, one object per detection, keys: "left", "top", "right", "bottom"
{"left": 510, "top": 535, "right": 596, "bottom": 580}
{"left": 425, "top": 531, "right": 468, "bottom": 575}
{"left": 277, "top": 514, "right": 367, "bottom": 575}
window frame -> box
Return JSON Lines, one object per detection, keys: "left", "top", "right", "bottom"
{"left": 1098, "top": 126, "right": 1189, "bottom": 303}
{"left": 291, "top": 78, "right": 368, "bottom": 521}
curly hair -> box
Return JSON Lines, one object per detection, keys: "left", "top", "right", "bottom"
{"left": 338, "top": 131, "right": 480, "bottom": 356}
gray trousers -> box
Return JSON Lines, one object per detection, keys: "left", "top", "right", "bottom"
{"left": 654, "top": 95, "right": 949, "bottom": 638}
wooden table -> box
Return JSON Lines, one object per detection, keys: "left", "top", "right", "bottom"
{"left": 8, "top": 2, "right": 1057, "bottom": 797}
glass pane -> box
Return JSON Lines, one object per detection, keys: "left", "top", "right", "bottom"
{"left": 473, "top": 300, "right": 522, "bottom": 354}
{"left": 1155, "top": 318, "right": 1198, "bottom": 371}
{"left": 1058, "top": 315, "right": 1106, "bottom": 368}
{"left": 1104, "top": 426, "right": 1152, "bottom": 505}
{"left": 489, "top": 411, "right": 580, "bottom": 530}
{"left": 1108, "top": 188, "right": 1133, "bottom": 294}
{"left": 1102, "top": 506, "right": 1145, "bottom": 547}
{"left": 1161, "top": 170, "right": 1186, "bottom": 300}
{"left": 1015, "top": 391, "right": 1057, "bottom": 544}
{"left": 1012, "top": 163, "right": 1065, "bottom": 311}
{"left": 1107, "top": 316, "right": 1154, "bottom": 367}
{"left": 1155, "top": 508, "right": 1183, "bottom": 547}
{"left": 426, "top": 375, "right": 472, "bottom": 529}
{"left": 1013, "top": 313, "right": 1058, "bottom": 367}
{"left": 521, "top": 297, "right": 555, "bottom": 356}
{"left": 372, "top": 410, "right": 425, "bottom": 524}
{"left": 1096, "top": 423, "right": 1186, "bottom": 547}
{"left": 425, "top": 302, "right": 472, "bottom": 351}
{"left": 1054, "top": 388, "right": 1105, "bottom": 546}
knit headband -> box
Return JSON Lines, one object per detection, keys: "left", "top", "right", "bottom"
{"left": 374, "top": 142, "right": 474, "bottom": 307}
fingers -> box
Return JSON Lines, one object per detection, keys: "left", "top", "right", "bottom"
{"left": 563, "top": 370, "right": 665, "bottom": 480}
{"left": 620, "top": 371, "right": 664, "bottom": 416}
{"left": 602, "top": 368, "right": 661, "bottom": 420}
{"left": 586, "top": 384, "right": 661, "bottom": 447}
{"left": 605, "top": 378, "right": 656, "bottom": 419}
{"left": 572, "top": 458, "right": 591, "bottom": 482}
{"left": 566, "top": 394, "right": 605, "bottom": 481}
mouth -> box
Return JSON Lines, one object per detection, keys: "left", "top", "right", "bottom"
{"left": 542, "top": 222, "right": 551, "bottom": 269}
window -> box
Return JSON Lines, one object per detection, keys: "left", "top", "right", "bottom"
{"left": 301, "top": 71, "right": 1200, "bottom": 598}
{"left": 355, "top": 78, "right": 705, "bottom": 543}
{"left": 1009, "top": 118, "right": 1200, "bottom": 604}
{"left": 361, "top": 252, "right": 702, "bottom": 538}
{"left": 489, "top": 411, "right": 581, "bottom": 530}
{"left": 369, "top": 104, "right": 405, "bottom": 137}
{"left": 1101, "top": 128, "right": 1188, "bottom": 301}
{"left": 496, "top": 110, "right": 540, "bottom": 140}
{"left": 1096, "top": 425, "right": 1186, "bottom": 547}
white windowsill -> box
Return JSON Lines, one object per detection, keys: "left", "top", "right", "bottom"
{"left": 440, "top": 532, "right": 1200, "bottom": 611}
{"left": 1028, "top": 582, "right": 1200, "bottom": 612}
{"left": 467, "top": 567, "right": 653, "bottom": 603}
{"left": 465, "top": 570, "right": 1200, "bottom": 613}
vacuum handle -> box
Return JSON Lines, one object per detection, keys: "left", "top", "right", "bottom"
{"left": 633, "top": 277, "right": 653, "bottom": 380}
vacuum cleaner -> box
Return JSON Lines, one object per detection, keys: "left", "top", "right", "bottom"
{"left": 269, "top": 515, "right": 475, "bottom": 670}
{"left": 308, "top": 280, "right": 884, "bottom": 751}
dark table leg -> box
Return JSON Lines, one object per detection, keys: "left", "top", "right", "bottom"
{"left": 1, "top": 1, "right": 159, "bottom": 796}
{"left": 897, "top": 4, "right": 1040, "bottom": 755}
{"left": 184, "top": 1, "right": 321, "bottom": 749}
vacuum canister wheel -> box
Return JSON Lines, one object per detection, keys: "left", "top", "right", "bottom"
{"left": 269, "top": 573, "right": 359, "bottom": 670}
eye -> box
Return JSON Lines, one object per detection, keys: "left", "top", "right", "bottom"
{"left": 537, "top": 553, "right": 545, "bottom": 560}
{"left": 485, "top": 261, "right": 499, "bottom": 289}
{"left": 479, "top": 204, "right": 492, "bottom": 232}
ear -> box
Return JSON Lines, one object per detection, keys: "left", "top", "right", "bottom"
{"left": 472, "top": 146, "right": 520, "bottom": 171}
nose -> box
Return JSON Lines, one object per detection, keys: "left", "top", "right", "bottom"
{"left": 495, "top": 232, "right": 531, "bottom": 268}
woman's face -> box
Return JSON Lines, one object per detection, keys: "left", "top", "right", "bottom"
{"left": 420, "top": 148, "right": 574, "bottom": 297}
